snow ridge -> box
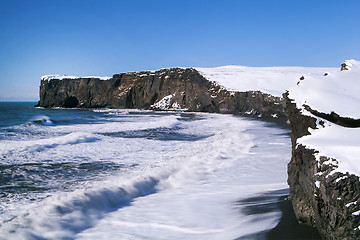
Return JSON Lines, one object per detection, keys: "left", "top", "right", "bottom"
{"left": 41, "top": 75, "right": 112, "bottom": 81}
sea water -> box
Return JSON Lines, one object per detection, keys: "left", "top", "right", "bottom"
{"left": 0, "top": 102, "right": 291, "bottom": 239}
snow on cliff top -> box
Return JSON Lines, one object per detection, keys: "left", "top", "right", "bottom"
{"left": 291, "top": 59, "right": 360, "bottom": 178}
{"left": 199, "top": 60, "right": 360, "bottom": 179}
{"left": 289, "top": 59, "right": 360, "bottom": 119}
{"left": 41, "top": 75, "right": 111, "bottom": 81}
{"left": 299, "top": 123, "right": 360, "bottom": 177}
{"left": 196, "top": 65, "right": 336, "bottom": 97}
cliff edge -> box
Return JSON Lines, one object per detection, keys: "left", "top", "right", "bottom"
{"left": 37, "top": 68, "right": 287, "bottom": 120}
{"left": 37, "top": 62, "right": 360, "bottom": 239}
{"left": 287, "top": 60, "right": 360, "bottom": 239}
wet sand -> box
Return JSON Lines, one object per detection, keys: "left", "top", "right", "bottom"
{"left": 236, "top": 189, "right": 321, "bottom": 240}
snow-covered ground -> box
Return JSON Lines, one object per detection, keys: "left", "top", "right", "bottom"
{"left": 289, "top": 59, "right": 360, "bottom": 119}
{"left": 196, "top": 65, "right": 335, "bottom": 97}
{"left": 198, "top": 60, "right": 360, "bottom": 179}
{"left": 288, "top": 59, "right": 360, "bottom": 178}
{"left": 299, "top": 123, "right": 360, "bottom": 177}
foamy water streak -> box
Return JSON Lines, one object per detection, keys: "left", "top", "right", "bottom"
{"left": 0, "top": 107, "right": 291, "bottom": 239}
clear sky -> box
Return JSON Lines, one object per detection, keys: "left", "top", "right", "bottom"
{"left": 1, "top": 0, "right": 360, "bottom": 101}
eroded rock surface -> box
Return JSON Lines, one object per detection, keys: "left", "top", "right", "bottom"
{"left": 286, "top": 93, "right": 360, "bottom": 240}
{"left": 37, "top": 68, "right": 287, "bottom": 120}
{"left": 38, "top": 63, "right": 360, "bottom": 239}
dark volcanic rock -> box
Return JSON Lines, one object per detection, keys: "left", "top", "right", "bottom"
{"left": 286, "top": 93, "right": 360, "bottom": 240}
{"left": 303, "top": 105, "right": 360, "bottom": 128}
{"left": 38, "top": 65, "right": 360, "bottom": 239}
{"left": 37, "top": 68, "right": 287, "bottom": 120}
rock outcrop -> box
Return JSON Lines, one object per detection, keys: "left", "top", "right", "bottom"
{"left": 37, "top": 68, "right": 287, "bottom": 121}
{"left": 285, "top": 60, "right": 360, "bottom": 239}
{"left": 286, "top": 94, "right": 360, "bottom": 239}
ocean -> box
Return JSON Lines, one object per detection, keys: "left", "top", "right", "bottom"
{"left": 0, "top": 102, "right": 306, "bottom": 239}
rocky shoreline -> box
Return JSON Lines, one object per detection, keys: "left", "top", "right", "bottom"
{"left": 37, "top": 68, "right": 287, "bottom": 121}
{"left": 37, "top": 63, "right": 360, "bottom": 239}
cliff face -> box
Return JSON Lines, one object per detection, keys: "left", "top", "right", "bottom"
{"left": 38, "top": 62, "right": 360, "bottom": 239}
{"left": 38, "top": 68, "right": 287, "bottom": 120}
{"left": 285, "top": 60, "right": 360, "bottom": 239}
{"left": 286, "top": 94, "right": 360, "bottom": 240}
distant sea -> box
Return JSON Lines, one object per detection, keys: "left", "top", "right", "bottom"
{"left": 0, "top": 102, "right": 319, "bottom": 239}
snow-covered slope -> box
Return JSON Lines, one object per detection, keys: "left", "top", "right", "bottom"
{"left": 289, "top": 59, "right": 360, "bottom": 119}
{"left": 196, "top": 65, "right": 336, "bottom": 97}
{"left": 288, "top": 59, "right": 360, "bottom": 177}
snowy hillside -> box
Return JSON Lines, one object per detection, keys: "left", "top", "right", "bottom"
{"left": 289, "top": 59, "right": 360, "bottom": 119}
{"left": 196, "top": 65, "right": 336, "bottom": 97}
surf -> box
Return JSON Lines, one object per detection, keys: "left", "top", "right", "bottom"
{"left": 0, "top": 106, "right": 292, "bottom": 239}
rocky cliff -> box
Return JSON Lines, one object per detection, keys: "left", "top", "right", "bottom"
{"left": 286, "top": 60, "right": 360, "bottom": 239}
{"left": 37, "top": 68, "right": 287, "bottom": 121}
{"left": 38, "top": 62, "right": 360, "bottom": 239}
{"left": 287, "top": 97, "right": 360, "bottom": 239}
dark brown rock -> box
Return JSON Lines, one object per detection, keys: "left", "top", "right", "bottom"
{"left": 37, "top": 68, "right": 287, "bottom": 121}
{"left": 341, "top": 62, "right": 349, "bottom": 71}
{"left": 286, "top": 93, "right": 360, "bottom": 240}
{"left": 303, "top": 105, "right": 360, "bottom": 128}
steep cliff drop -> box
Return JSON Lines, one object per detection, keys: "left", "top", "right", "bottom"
{"left": 37, "top": 62, "right": 360, "bottom": 239}
{"left": 287, "top": 60, "right": 360, "bottom": 239}
{"left": 37, "top": 68, "right": 288, "bottom": 121}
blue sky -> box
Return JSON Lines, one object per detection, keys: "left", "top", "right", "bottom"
{"left": 1, "top": 0, "right": 360, "bottom": 101}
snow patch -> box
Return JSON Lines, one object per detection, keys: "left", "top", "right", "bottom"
{"left": 346, "top": 201, "right": 357, "bottom": 208}
{"left": 171, "top": 102, "right": 181, "bottom": 110}
{"left": 150, "top": 95, "right": 188, "bottom": 111}
{"left": 352, "top": 210, "right": 360, "bottom": 216}
{"left": 245, "top": 109, "right": 257, "bottom": 115}
{"left": 335, "top": 176, "right": 348, "bottom": 183}
{"left": 151, "top": 95, "right": 174, "bottom": 110}
{"left": 41, "top": 75, "right": 111, "bottom": 81}
{"left": 298, "top": 118, "right": 360, "bottom": 178}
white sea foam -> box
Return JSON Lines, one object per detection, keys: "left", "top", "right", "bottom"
{"left": 28, "top": 115, "right": 55, "bottom": 126}
{"left": 0, "top": 132, "right": 100, "bottom": 160}
{"left": 0, "top": 111, "right": 291, "bottom": 239}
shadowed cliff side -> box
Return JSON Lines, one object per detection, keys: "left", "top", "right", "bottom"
{"left": 286, "top": 92, "right": 360, "bottom": 240}
{"left": 37, "top": 68, "right": 287, "bottom": 122}
{"left": 37, "top": 63, "right": 360, "bottom": 239}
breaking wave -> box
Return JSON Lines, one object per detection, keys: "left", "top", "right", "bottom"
{"left": 27, "top": 115, "right": 54, "bottom": 126}
{"left": 0, "top": 107, "right": 292, "bottom": 240}
{"left": 0, "top": 176, "right": 160, "bottom": 239}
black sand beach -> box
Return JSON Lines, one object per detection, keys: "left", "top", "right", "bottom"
{"left": 236, "top": 189, "right": 321, "bottom": 240}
